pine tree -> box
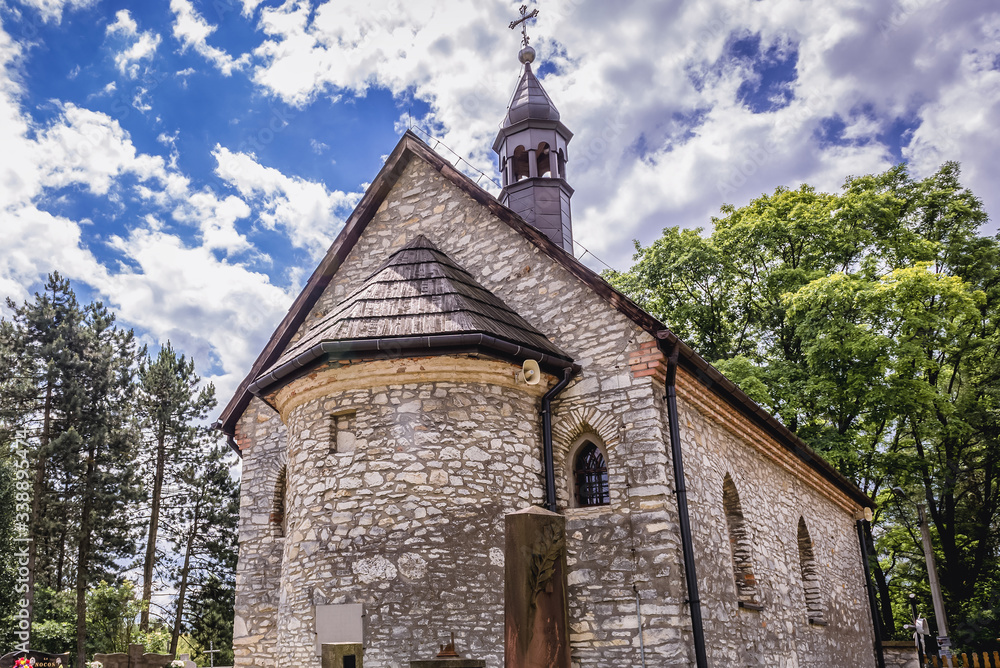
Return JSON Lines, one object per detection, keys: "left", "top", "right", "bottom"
{"left": 164, "top": 444, "right": 239, "bottom": 656}
{"left": 136, "top": 343, "right": 216, "bottom": 632}
{"left": 187, "top": 575, "right": 235, "bottom": 666}
{"left": 69, "top": 304, "right": 141, "bottom": 668}
{"left": 2, "top": 274, "right": 90, "bottom": 637}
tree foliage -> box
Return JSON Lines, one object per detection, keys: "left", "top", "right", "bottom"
{"left": 136, "top": 343, "right": 216, "bottom": 632}
{"left": 606, "top": 162, "right": 1000, "bottom": 649}
{"left": 0, "top": 275, "right": 236, "bottom": 666}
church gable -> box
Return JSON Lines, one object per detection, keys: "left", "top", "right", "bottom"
{"left": 261, "top": 142, "right": 644, "bottom": 393}
{"left": 221, "top": 132, "right": 869, "bottom": 512}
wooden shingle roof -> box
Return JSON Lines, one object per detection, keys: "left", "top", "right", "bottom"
{"left": 254, "top": 235, "right": 571, "bottom": 391}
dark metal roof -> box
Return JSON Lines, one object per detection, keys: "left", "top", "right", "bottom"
{"left": 251, "top": 235, "right": 572, "bottom": 393}
{"left": 503, "top": 63, "right": 560, "bottom": 127}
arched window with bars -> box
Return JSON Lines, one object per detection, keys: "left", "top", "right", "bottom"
{"left": 573, "top": 440, "right": 609, "bottom": 507}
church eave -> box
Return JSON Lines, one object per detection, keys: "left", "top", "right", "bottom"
{"left": 492, "top": 118, "right": 574, "bottom": 153}
{"left": 501, "top": 176, "right": 575, "bottom": 199}
{"left": 247, "top": 332, "right": 579, "bottom": 398}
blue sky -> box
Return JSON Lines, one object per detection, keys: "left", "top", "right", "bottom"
{"left": 1, "top": 0, "right": 998, "bottom": 409}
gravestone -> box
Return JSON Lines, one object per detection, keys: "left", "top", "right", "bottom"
{"left": 93, "top": 643, "right": 174, "bottom": 668}
{"left": 0, "top": 651, "right": 70, "bottom": 668}
{"left": 504, "top": 506, "right": 570, "bottom": 668}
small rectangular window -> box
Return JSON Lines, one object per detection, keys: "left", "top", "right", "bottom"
{"left": 331, "top": 411, "right": 357, "bottom": 454}
{"left": 344, "top": 656, "right": 356, "bottom": 668}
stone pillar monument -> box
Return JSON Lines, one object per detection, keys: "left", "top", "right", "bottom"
{"left": 504, "top": 506, "right": 571, "bottom": 668}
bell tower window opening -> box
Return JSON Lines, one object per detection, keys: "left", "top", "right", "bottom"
{"left": 574, "top": 441, "right": 609, "bottom": 507}
{"left": 537, "top": 142, "right": 552, "bottom": 177}
{"left": 557, "top": 149, "right": 566, "bottom": 178}
{"left": 512, "top": 145, "right": 530, "bottom": 181}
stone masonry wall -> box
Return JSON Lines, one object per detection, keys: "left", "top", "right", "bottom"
{"left": 883, "top": 641, "right": 920, "bottom": 668}
{"left": 275, "top": 366, "right": 546, "bottom": 667}
{"left": 233, "top": 154, "right": 876, "bottom": 667}
{"left": 675, "top": 365, "right": 876, "bottom": 668}
{"left": 233, "top": 397, "right": 287, "bottom": 668}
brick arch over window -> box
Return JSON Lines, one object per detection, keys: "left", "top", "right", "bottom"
{"left": 723, "top": 474, "right": 760, "bottom": 608}
{"left": 271, "top": 465, "right": 288, "bottom": 539}
{"left": 552, "top": 408, "right": 621, "bottom": 510}
{"left": 798, "top": 516, "right": 825, "bottom": 624}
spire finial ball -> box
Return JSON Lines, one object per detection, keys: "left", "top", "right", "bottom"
{"left": 518, "top": 45, "right": 536, "bottom": 64}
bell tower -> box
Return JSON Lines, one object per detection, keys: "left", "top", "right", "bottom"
{"left": 493, "top": 9, "right": 574, "bottom": 254}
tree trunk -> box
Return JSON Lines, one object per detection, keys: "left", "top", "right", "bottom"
{"left": 75, "top": 441, "right": 97, "bottom": 668}
{"left": 871, "top": 549, "right": 896, "bottom": 635}
{"left": 27, "top": 381, "right": 53, "bottom": 644}
{"left": 141, "top": 425, "right": 167, "bottom": 632}
{"left": 171, "top": 495, "right": 203, "bottom": 655}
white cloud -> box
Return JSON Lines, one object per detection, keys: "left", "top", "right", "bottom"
{"left": 170, "top": 0, "right": 250, "bottom": 76}
{"left": 105, "top": 8, "right": 138, "bottom": 36}
{"left": 239, "top": 0, "right": 264, "bottom": 17}
{"left": 248, "top": 0, "right": 1000, "bottom": 267}
{"left": 15, "top": 0, "right": 94, "bottom": 23}
{"left": 31, "top": 102, "right": 158, "bottom": 195}
{"left": 99, "top": 227, "right": 292, "bottom": 404}
{"left": 213, "top": 145, "right": 361, "bottom": 255}
{"left": 106, "top": 10, "right": 162, "bottom": 78}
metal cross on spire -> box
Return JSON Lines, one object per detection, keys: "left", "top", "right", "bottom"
{"left": 509, "top": 5, "right": 539, "bottom": 47}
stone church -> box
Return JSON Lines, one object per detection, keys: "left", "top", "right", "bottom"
{"left": 218, "top": 38, "right": 879, "bottom": 668}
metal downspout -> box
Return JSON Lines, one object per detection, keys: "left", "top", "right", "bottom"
{"left": 541, "top": 367, "right": 574, "bottom": 512}
{"left": 664, "top": 347, "right": 709, "bottom": 668}
{"left": 857, "top": 518, "right": 887, "bottom": 668}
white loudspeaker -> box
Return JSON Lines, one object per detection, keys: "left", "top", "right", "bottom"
{"left": 520, "top": 359, "right": 541, "bottom": 385}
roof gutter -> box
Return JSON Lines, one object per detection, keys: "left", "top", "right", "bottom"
{"left": 653, "top": 330, "right": 873, "bottom": 510}
{"left": 246, "top": 333, "right": 576, "bottom": 399}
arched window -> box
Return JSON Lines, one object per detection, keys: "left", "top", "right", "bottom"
{"left": 271, "top": 466, "right": 288, "bottom": 538}
{"left": 511, "top": 145, "right": 530, "bottom": 181}
{"left": 723, "top": 474, "right": 760, "bottom": 608}
{"left": 557, "top": 149, "right": 566, "bottom": 179}
{"left": 573, "top": 441, "right": 609, "bottom": 507}
{"left": 798, "top": 517, "right": 826, "bottom": 624}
